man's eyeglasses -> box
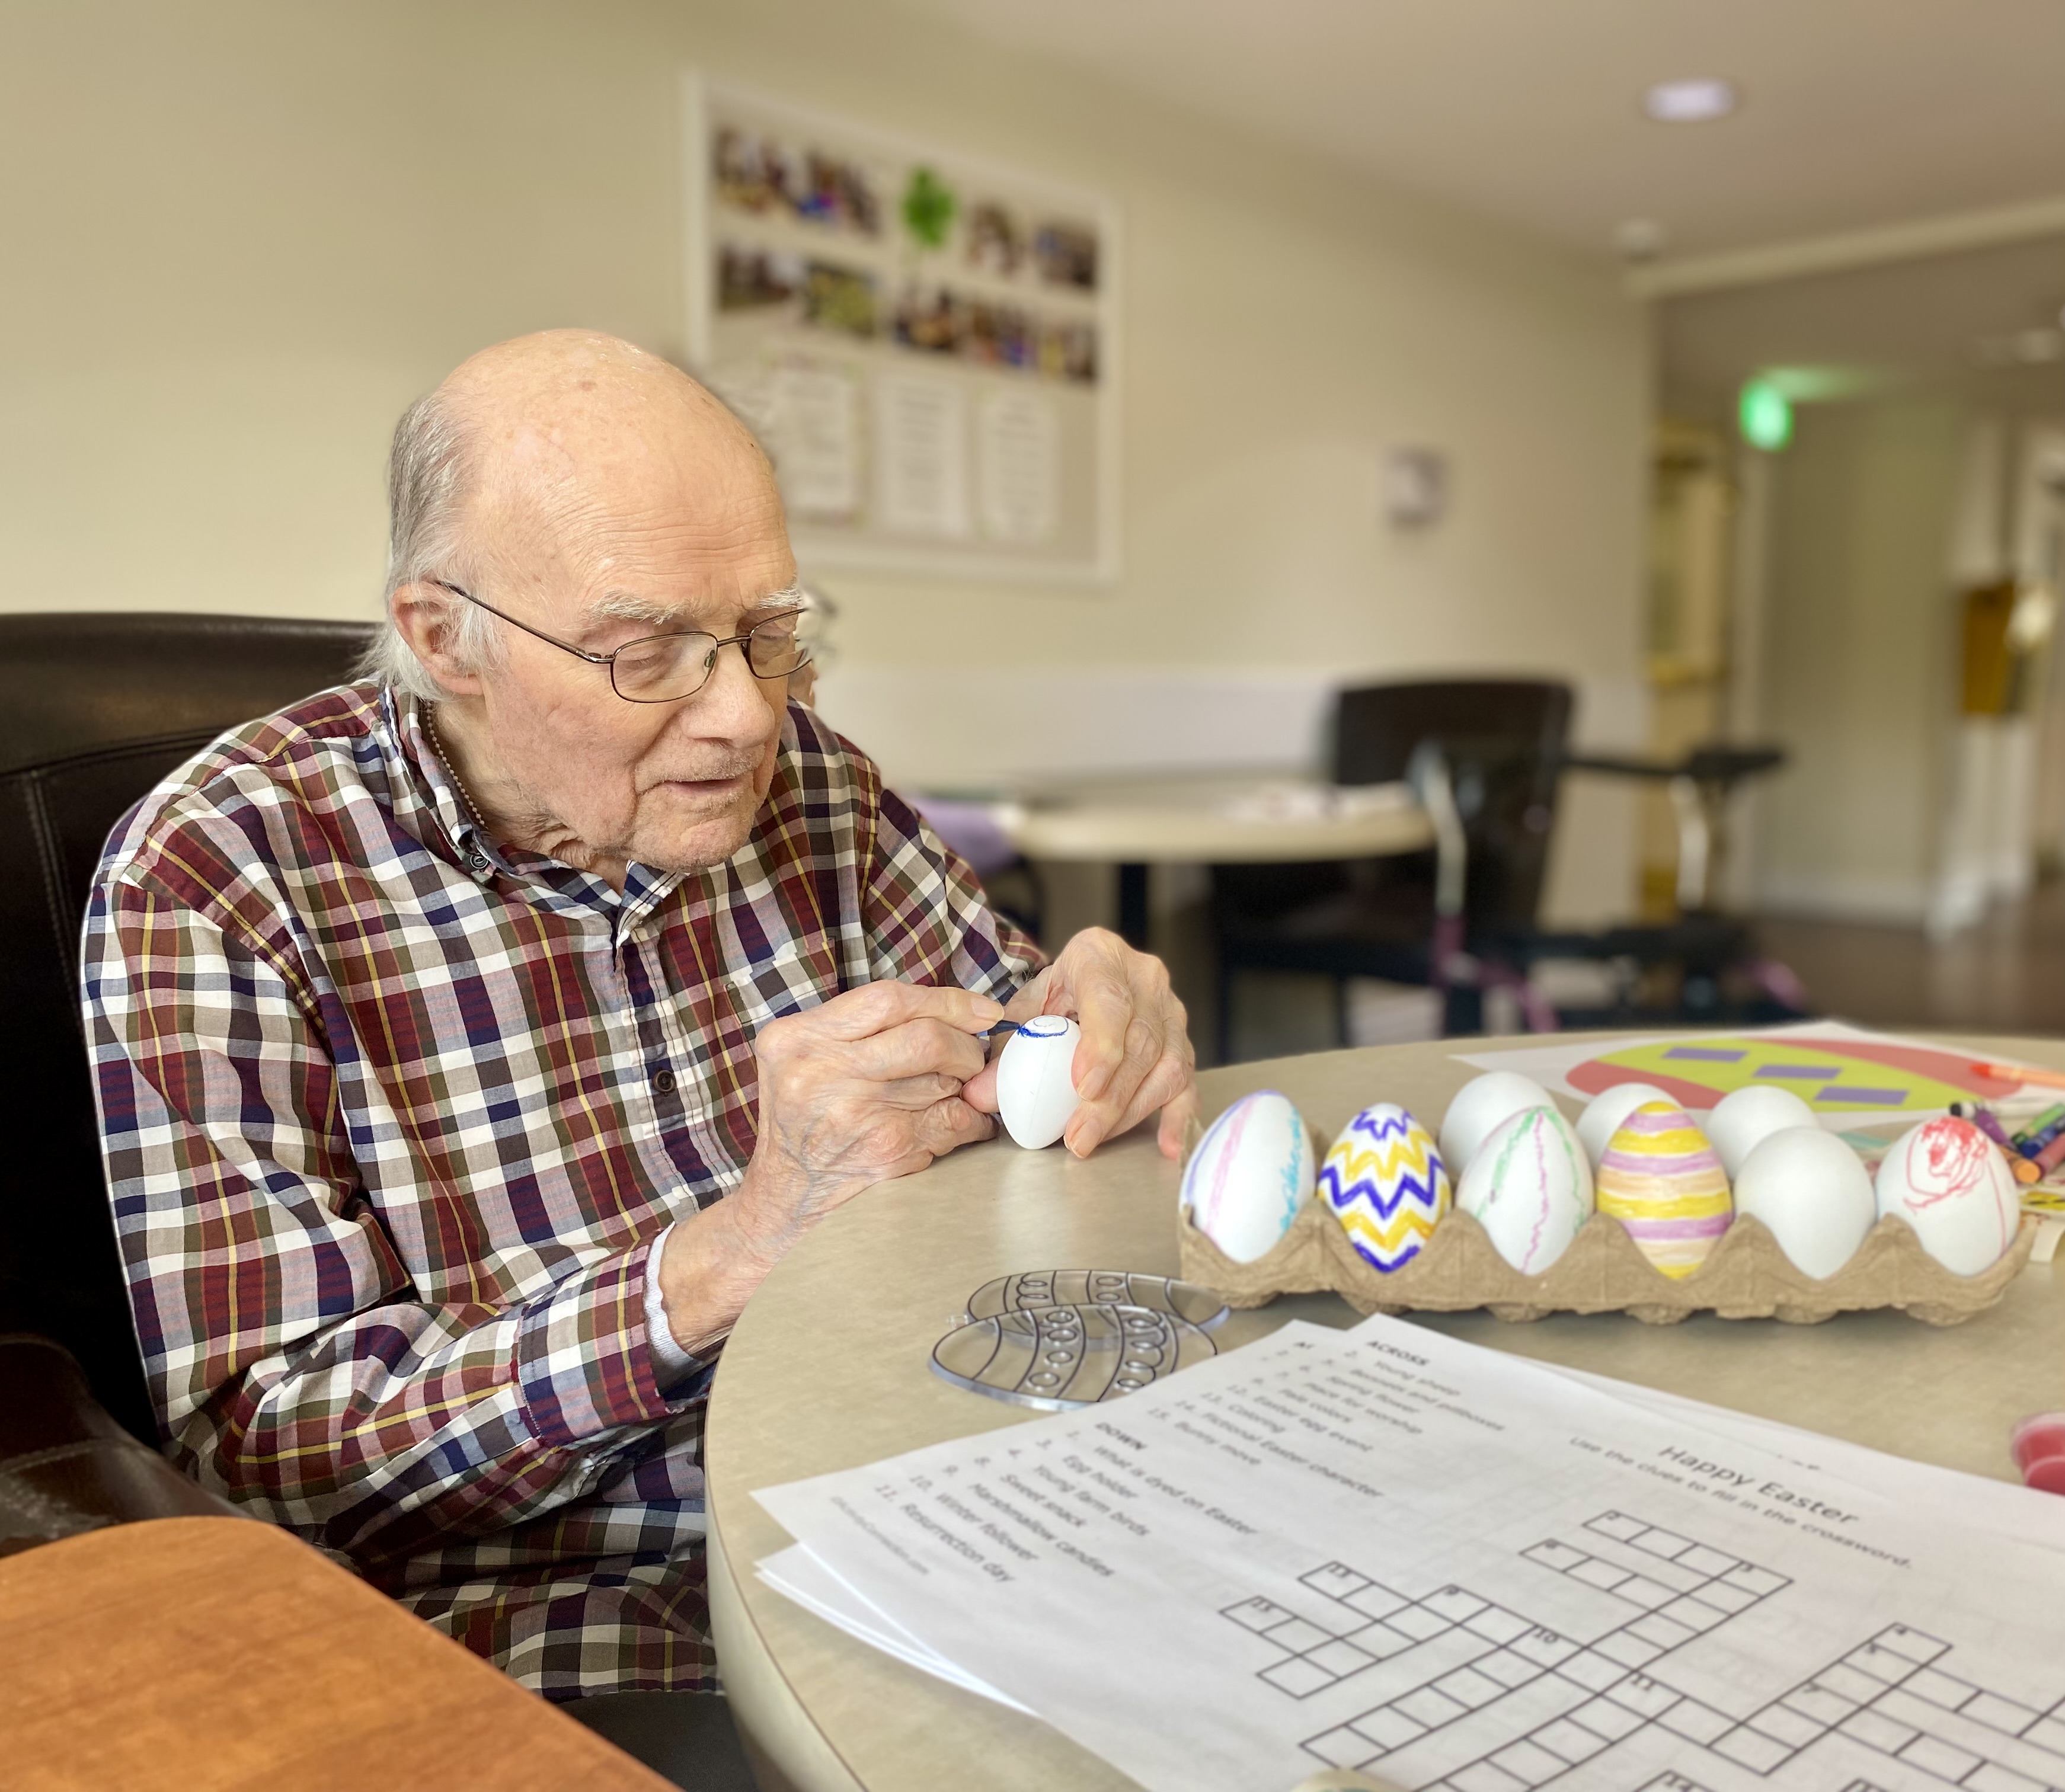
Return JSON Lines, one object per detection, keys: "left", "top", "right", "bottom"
{"left": 430, "top": 580, "right": 813, "bottom": 705}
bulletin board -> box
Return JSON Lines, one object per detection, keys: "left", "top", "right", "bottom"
{"left": 682, "top": 73, "right": 1120, "bottom": 584}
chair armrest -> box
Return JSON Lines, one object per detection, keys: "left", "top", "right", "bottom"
{"left": 0, "top": 1334, "right": 241, "bottom": 1557}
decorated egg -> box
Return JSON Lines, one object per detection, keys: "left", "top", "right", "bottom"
{"left": 1706, "top": 1084, "right": 1818, "bottom": 1179}
{"left": 1182, "top": 1091, "right": 1314, "bottom": 1263}
{"left": 994, "top": 1016, "right": 1082, "bottom": 1149}
{"left": 1596, "top": 1102, "right": 1732, "bottom": 1279}
{"left": 1318, "top": 1104, "right": 1450, "bottom": 1272}
{"left": 1456, "top": 1106, "right": 1591, "bottom": 1275}
{"left": 1874, "top": 1115, "right": 2019, "bottom": 1276}
{"left": 1733, "top": 1126, "right": 1875, "bottom": 1279}
{"left": 1575, "top": 1081, "right": 1673, "bottom": 1167}
{"left": 1439, "top": 1072, "right": 1554, "bottom": 1177}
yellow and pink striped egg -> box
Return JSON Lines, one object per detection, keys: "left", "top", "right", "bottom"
{"left": 1596, "top": 1102, "right": 1732, "bottom": 1279}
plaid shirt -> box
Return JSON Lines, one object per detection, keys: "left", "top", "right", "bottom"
{"left": 82, "top": 681, "right": 1038, "bottom": 1698}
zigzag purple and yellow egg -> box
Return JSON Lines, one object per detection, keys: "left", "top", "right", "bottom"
{"left": 1318, "top": 1104, "right": 1451, "bottom": 1272}
{"left": 1596, "top": 1101, "right": 1732, "bottom": 1279}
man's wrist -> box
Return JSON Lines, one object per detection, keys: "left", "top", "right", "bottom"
{"left": 653, "top": 1188, "right": 789, "bottom": 1357}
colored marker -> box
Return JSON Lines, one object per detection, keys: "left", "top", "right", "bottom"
{"left": 2035, "top": 1129, "right": 2065, "bottom": 1181}
{"left": 2019, "top": 1119, "right": 2065, "bottom": 1159}
{"left": 1964, "top": 1105, "right": 2017, "bottom": 1151}
{"left": 1971, "top": 1060, "right": 2065, "bottom": 1092}
{"left": 2010, "top": 1103, "right": 2065, "bottom": 1150}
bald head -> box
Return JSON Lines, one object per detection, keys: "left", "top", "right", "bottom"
{"left": 382, "top": 329, "right": 781, "bottom": 627}
{"left": 375, "top": 329, "right": 804, "bottom": 883}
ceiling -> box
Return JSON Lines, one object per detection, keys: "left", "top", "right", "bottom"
{"left": 888, "top": 0, "right": 2065, "bottom": 263}
{"left": 1660, "top": 233, "right": 2065, "bottom": 420}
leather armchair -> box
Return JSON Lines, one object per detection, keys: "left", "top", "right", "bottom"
{"left": 0, "top": 612, "right": 373, "bottom": 1543}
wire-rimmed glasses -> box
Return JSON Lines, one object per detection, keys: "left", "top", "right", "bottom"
{"left": 430, "top": 579, "right": 814, "bottom": 703}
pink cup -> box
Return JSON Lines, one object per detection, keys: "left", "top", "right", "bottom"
{"left": 2010, "top": 1413, "right": 2065, "bottom": 1495}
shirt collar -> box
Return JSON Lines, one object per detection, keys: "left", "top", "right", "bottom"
{"left": 384, "top": 686, "right": 688, "bottom": 923}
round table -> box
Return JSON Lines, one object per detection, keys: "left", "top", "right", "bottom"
{"left": 995, "top": 777, "right": 1433, "bottom": 945}
{"left": 705, "top": 1035, "right": 2065, "bottom": 1792}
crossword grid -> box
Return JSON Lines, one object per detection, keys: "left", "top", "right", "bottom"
{"left": 1703, "top": 1625, "right": 2065, "bottom": 1790}
{"left": 1220, "top": 1512, "right": 2065, "bottom": 1792}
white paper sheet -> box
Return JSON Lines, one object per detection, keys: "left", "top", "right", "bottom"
{"left": 756, "top": 1543, "right": 1032, "bottom": 1711}
{"left": 765, "top": 361, "right": 861, "bottom": 521}
{"left": 874, "top": 370, "right": 970, "bottom": 538}
{"left": 977, "top": 388, "right": 1057, "bottom": 543}
{"left": 757, "top": 1312, "right": 2065, "bottom": 1792}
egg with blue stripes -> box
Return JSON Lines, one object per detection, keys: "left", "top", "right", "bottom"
{"left": 1318, "top": 1103, "right": 1450, "bottom": 1272}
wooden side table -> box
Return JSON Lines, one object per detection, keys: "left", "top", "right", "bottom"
{"left": 0, "top": 1517, "right": 670, "bottom": 1791}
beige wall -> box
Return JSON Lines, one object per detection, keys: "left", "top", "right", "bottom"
{"left": 0, "top": 0, "right": 1648, "bottom": 920}
{"left": 1754, "top": 395, "right": 1971, "bottom": 921}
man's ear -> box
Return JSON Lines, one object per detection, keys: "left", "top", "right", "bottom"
{"left": 389, "top": 582, "right": 486, "bottom": 696}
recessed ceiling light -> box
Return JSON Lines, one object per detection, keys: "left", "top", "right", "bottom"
{"left": 1613, "top": 218, "right": 1667, "bottom": 263}
{"left": 1644, "top": 78, "right": 1739, "bottom": 123}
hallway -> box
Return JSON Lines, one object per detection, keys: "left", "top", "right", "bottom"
{"left": 1759, "top": 881, "right": 2065, "bottom": 1038}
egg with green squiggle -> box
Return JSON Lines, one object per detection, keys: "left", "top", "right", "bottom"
{"left": 1455, "top": 1106, "right": 1593, "bottom": 1274}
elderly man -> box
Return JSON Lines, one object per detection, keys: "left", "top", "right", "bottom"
{"left": 83, "top": 331, "right": 1196, "bottom": 1708}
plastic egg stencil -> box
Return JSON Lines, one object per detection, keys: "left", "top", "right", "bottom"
{"left": 1318, "top": 1103, "right": 1450, "bottom": 1272}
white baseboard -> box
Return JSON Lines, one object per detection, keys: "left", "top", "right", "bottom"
{"left": 1756, "top": 871, "right": 1932, "bottom": 926}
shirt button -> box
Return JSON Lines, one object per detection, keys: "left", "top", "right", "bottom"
{"left": 652, "top": 1069, "right": 677, "bottom": 1096}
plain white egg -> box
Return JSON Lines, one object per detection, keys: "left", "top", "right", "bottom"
{"left": 1455, "top": 1105, "right": 1593, "bottom": 1275}
{"left": 1575, "top": 1081, "right": 1673, "bottom": 1167}
{"left": 1874, "top": 1115, "right": 2021, "bottom": 1276}
{"left": 1439, "top": 1072, "right": 1555, "bottom": 1176}
{"left": 1182, "top": 1090, "right": 1313, "bottom": 1263}
{"left": 1706, "top": 1084, "right": 1819, "bottom": 1179}
{"left": 1732, "top": 1126, "right": 1876, "bottom": 1279}
{"left": 995, "top": 1016, "right": 1082, "bottom": 1149}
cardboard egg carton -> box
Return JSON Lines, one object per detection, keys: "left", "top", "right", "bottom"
{"left": 1177, "top": 1199, "right": 2038, "bottom": 1328}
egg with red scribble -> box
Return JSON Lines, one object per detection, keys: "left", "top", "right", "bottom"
{"left": 1874, "top": 1114, "right": 2019, "bottom": 1276}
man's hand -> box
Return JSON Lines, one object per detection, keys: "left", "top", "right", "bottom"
{"left": 657, "top": 981, "right": 999, "bottom": 1352}
{"left": 963, "top": 928, "right": 1198, "bottom": 1161}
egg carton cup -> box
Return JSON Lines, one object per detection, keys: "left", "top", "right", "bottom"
{"left": 1177, "top": 1199, "right": 2039, "bottom": 1327}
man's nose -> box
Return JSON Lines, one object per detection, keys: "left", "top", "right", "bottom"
{"left": 686, "top": 634, "right": 782, "bottom": 743}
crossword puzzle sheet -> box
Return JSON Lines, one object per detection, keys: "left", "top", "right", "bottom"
{"left": 757, "top": 1314, "right": 2065, "bottom": 1792}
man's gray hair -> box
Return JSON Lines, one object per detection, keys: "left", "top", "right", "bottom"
{"left": 357, "top": 388, "right": 501, "bottom": 700}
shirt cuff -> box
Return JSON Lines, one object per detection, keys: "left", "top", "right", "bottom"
{"left": 643, "top": 1221, "right": 699, "bottom": 1384}
{"left": 512, "top": 1233, "right": 700, "bottom": 1448}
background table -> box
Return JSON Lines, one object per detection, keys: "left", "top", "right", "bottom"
{"left": 994, "top": 776, "right": 1434, "bottom": 945}
{"left": 706, "top": 1033, "right": 2065, "bottom": 1792}
{"left": 0, "top": 1516, "right": 667, "bottom": 1792}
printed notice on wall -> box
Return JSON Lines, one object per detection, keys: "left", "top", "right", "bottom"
{"left": 685, "top": 72, "right": 1117, "bottom": 581}
{"left": 765, "top": 361, "right": 861, "bottom": 523}
{"left": 978, "top": 388, "right": 1058, "bottom": 543}
{"left": 874, "top": 373, "right": 970, "bottom": 539}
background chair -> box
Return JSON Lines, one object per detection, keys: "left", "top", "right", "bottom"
{"left": 1211, "top": 678, "right": 1799, "bottom": 1053}
{"left": 1213, "top": 680, "right": 1571, "bottom": 1051}
{"left": 0, "top": 612, "right": 372, "bottom": 1508}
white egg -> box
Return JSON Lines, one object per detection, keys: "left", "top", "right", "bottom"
{"left": 1456, "top": 1106, "right": 1593, "bottom": 1275}
{"left": 1706, "top": 1084, "right": 1819, "bottom": 1179}
{"left": 1575, "top": 1081, "right": 1674, "bottom": 1167}
{"left": 995, "top": 1016, "right": 1082, "bottom": 1149}
{"left": 1439, "top": 1072, "right": 1555, "bottom": 1176}
{"left": 1874, "top": 1115, "right": 2021, "bottom": 1276}
{"left": 1732, "top": 1127, "right": 1876, "bottom": 1279}
{"left": 1181, "top": 1090, "right": 1313, "bottom": 1263}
